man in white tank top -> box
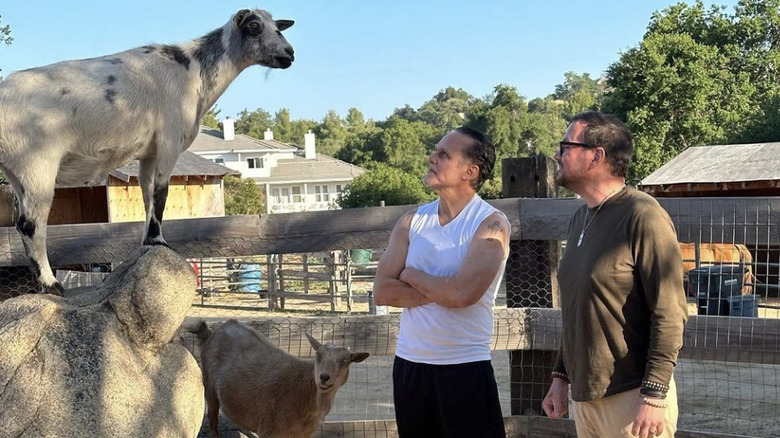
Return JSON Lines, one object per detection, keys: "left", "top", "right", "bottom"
{"left": 374, "top": 127, "right": 510, "bottom": 438}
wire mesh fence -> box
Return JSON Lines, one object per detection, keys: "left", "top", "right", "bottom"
{"left": 0, "top": 197, "right": 778, "bottom": 437}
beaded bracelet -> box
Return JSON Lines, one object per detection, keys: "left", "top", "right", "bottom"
{"left": 640, "top": 394, "right": 667, "bottom": 409}
{"left": 641, "top": 379, "right": 669, "bottom": 395}
{"left": 551, "top": 371, "right": 570, "bottom": 383}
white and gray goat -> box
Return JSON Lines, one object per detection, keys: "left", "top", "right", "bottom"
{"left": 0, "top": 9, "right": 294, "bottom": 295}
{"left": 193, "top": 319, "right": 370, "bottom": 438}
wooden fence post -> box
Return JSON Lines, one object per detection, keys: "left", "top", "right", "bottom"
{"left": 502, "top": 155, "right": 562, "bottom": 416}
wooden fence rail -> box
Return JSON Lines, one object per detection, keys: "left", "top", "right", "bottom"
{"left": 0, "top": 197, "right": 776, "bottom": 267}
{"left": 179, "top": 309, "right": 780, "bottom": 369}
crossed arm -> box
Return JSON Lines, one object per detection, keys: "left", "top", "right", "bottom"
{"left": 373, "top": 210, "right": 510, "bottom": 309}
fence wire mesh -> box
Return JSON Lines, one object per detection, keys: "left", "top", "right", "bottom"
{"left": 0, "top": 197, "right": 777, "bottom": 438}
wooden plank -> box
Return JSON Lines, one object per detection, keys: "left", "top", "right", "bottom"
{"left": 277, "top": 269, "right": 333, "bottom": 281}
{"left": 0, "top": 196, "right": 775, "bottom": 266}
{"left": 518, "top": 198, "right": 582, "bottom": 241}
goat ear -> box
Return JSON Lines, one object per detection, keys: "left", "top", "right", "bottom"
{"left": 234, "top": 9, "right": 252, "bottom": 27}
{"left": 350, "top": 352, "right": 370, "bottom": 364}
{"left": 276, "top": 20, "right": 295, "bottom": 31}
{"left": 305, "top": 333, "right": 321, "bottom": 350}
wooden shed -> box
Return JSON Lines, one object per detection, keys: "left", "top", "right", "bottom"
{"left": 0, "top": 151, "right": 239, "bottom": 226}
{"left": 639, "top": 142, "right": 780, "bottom": 197}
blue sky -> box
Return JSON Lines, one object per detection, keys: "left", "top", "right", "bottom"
{"left": 1, "top": 1, "right": 738, "bottom": 122}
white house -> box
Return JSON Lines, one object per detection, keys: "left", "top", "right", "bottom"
{"left": 188, "top": 119, "right": 365, "bottom": 214}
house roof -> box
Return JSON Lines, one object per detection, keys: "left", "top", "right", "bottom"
{"left": 640, "top": 142, "right": 780, "bottom": 187}
{"left": 57, "top": 151, "right": 239, "bottom": 188}
{"left": 109, "top": 151, "right": 240, "bottom": 182}
{"left": 252, "top": 154, "right": 365, "bottom": 185}
{"left": 187, "top": 126, "right": 298, "bottom": 153}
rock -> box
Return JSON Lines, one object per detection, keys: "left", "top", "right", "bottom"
{"left": 0, "top": 246, "right": 204, "bottom": 438}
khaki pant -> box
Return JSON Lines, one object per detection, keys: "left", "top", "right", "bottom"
{"left": 571, "top": 378, "right": 678, "bottom": 438}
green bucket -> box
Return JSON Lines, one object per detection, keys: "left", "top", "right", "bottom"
{"left": 350, "top": 249, "right": 372, "bottom": 265}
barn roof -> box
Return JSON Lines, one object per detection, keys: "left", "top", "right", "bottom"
{"left": 57, "top": 151, "right": 239, "bottom": 188}
{"left": 109, "top": 151, "right": 240, "bottom": 182}
{"left": 640, "top": 142, "right": 780, "bottom": 187}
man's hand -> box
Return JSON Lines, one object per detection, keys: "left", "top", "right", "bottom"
{"left": 542, "top": 378, "right": 569, "bottom": 419}
{"left": 631, "top": 395, "right": 666, "bottom": 437}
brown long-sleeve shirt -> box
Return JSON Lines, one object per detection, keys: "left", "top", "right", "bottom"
{"left": 554, "top": 187, "right": 688, "bottom": 402}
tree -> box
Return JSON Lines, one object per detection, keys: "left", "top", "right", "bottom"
{"left": 314, "top": 110, "right": 348, "bottom": 157}
{"left": 338, "top": 163, "right": 434, "bottom": 208}
{"left": 201, "top": 106, "right": 222, "bottom": 129}
{"left": 235, "top": 108, "right": 273, "bottom": 139}
{"left": 553, "top": 72, "right": 606, "bottom": 119}
{"left": 273, "top": 108, "right": 295, "bottom": 143}
{"left": 416, "top": 87, "right": 475, "bottom": 130}
{"left": 223, "top": 176, "right": 265, "bottom": 215}
{"left": 375, "top": 117, "right": 438, "bottom": 176}
{"left": 602, "top": 0, "right": 779, "bottom": 182}
{"left": 0, "top": 15, "right": 12, "bottom": 80}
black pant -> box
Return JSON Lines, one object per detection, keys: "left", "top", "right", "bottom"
{"left": 393, "top": 356, "right": 506, "bottom": 438}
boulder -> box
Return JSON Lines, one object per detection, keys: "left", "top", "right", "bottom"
{"left": 0, "top": 246, "right": 204, "bottom": 438}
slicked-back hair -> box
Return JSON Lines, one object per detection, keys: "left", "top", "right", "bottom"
{"left": 454, "top": 126, "right": 495, "bottom": 191}
{"left": 569, "top": 111, "right": 633, "bottom": 178}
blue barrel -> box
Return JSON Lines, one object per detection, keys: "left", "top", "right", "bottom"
{"left": 238, "top": 263, "right": 262, "bottom": 293}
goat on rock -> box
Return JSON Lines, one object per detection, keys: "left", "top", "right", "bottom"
{"left": 0, "top": 9, "right": 294, "bottom": 295}
{"left": 193, "top": 319, "right": 370, "bottom": 438}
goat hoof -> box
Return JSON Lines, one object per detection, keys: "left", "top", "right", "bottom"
{"left": 143, "top": 239, "right": 170, "bottom": 248}
{"left": 41, "top": 282, "right": 65, "bottom": 296}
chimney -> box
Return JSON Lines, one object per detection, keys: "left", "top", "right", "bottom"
{"left": 223, "top": 117, "right": 235, "bottom": 141}
{"left": 264, "top": 128, "right": 274, "bottom": 141}
{"left": 304, "top": 130, "right": 316, "bottom": 159}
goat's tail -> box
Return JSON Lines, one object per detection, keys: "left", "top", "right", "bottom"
{"left": 182, "top": 318, "right": 212, "bottom": 344}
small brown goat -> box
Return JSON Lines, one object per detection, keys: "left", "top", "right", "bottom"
{"left": 193, "top": 319, "right": 369, "bottom": 438}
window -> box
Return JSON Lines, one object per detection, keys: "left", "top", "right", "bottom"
{"left": 214, "top": 158, "right": 224, "bottom": 164}
{"left": 281, "top": 188, "right": 290, "bottom": 203}
{"left": 272, "top": 188, "right": 281, "bottom": 204}
{"left": 247, "top": 157, "right": 263, "bottom": 169}
{"left": 315, "top": 185, "right": 330, "bottom": 202}
{"left": 292, "top": 186, "right": 302, "bottom": 203}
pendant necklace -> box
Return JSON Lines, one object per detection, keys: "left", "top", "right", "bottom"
{"left": 577, "top": 185, "right": 625, "bottom": 247}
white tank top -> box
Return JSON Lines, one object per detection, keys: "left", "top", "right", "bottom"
{"left": 395, "top": 194, "right": 508, "bottom": 365}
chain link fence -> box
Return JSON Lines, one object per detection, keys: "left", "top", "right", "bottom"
{"left": 0, "top": 198, "right": 778, "bottom": 437}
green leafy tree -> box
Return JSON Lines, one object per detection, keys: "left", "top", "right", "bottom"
{"left": 223, "top": 176, "right": 265, "bottom": 215}
{"left": 338, "top": 163, "right": 434, "bottom": 208}
{"left": 0, "top": 15, "right": 12, "bottom": 81}
{"left": 391, "top": 104, "right": 417, "bottom": 122}
{"left": 345, "top": 107, "right": 367, "bottom": 132}
{"left": 314, "top": 110, "right": 348, "bottom": 157}
{"left": 376, "top": 117, "right": 439, "bottom": 176}
{"left": 201, "top": 106, "right": 222, "bottom": 129}
{"left": 235, "top": 108, "right": 273, "bottom": 139}
{"left": 272, "top": 108, "right": 294, "bottom": 142}
{"left": 335, "top": 127, "right": 381, "bottom": 166}
{"left": 602, "top": 0, "right": 776, "bottom": 182}
{"left": 417, "top": 87, "right": 475, "bottom": 130}
{"left": 553, "top": 72, "right": 606, "bottom": 119}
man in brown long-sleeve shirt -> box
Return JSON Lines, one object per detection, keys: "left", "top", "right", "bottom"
{"left": 542, "top": 111, "right": 688, "bottom": 438}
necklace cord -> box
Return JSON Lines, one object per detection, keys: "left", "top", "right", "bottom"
{"left": 577, "top": 185, "right": 625, "bottom": 246}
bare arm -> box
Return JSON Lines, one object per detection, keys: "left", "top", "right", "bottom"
{"left": 372, "top": 210, "right": 432, "bottom": 308}
{"left": 400, "top": 212, "right": 510, "bottom": 308}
